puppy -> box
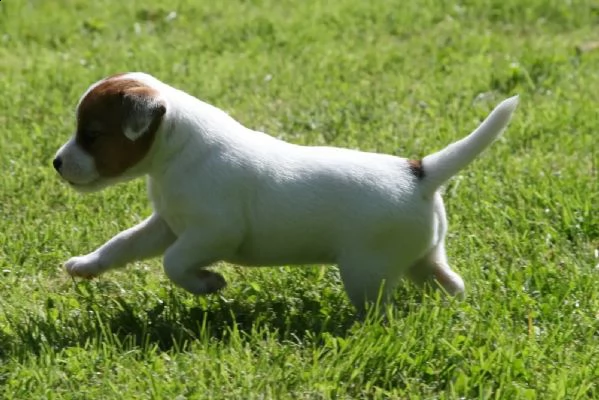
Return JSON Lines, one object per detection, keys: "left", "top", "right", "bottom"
{"left": 53, "top": 72, "right": 518, "bottom": 312}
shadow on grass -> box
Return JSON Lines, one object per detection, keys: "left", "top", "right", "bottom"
{"left": 98, "top": 292, "right": 359, "bottom": 351}
{"left": 2, "top": 274, "right": 426, "bottom": 360}
{"left": 1, "top": 284, "right": 367, "bottom": 359}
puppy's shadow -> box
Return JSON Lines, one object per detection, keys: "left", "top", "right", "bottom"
{"left": 110, "top": 281, "right": 426, "bottom": 346}
{"left": 2, "top": 278, "right": 426, "bottom": 358}
{"left": 2, "top": 282, "right": 364, "bottom": 358}
{"left": 104, "top": 292, "right": 358, "bottom": 351}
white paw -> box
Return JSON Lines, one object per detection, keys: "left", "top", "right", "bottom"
{"left": 64, "top": 253, "right": 102, "bottom": 279}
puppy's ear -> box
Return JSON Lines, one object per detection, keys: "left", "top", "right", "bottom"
{"left": 122, "top": 87, "right": 167, "bottom": 141}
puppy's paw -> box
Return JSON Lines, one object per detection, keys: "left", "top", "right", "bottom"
{"left": 191, "top": 270, "right": 227, "bottom": 295}
{"left": 64, "top": 253, "right": 102, "bottom": 279}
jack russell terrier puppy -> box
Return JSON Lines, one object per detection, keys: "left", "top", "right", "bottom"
{"left": 53, "top": 72, "right": 518, "bottom": 312}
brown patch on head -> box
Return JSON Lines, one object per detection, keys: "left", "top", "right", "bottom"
{"left": 76, "top": 77, "right": 166, "bottom": 178}
{"left": 408, "top": 159, "right": 425, "bottom": 179}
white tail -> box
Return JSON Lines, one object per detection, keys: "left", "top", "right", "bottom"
{"left": 419, "top": 96, "right": 519, "bottom": 196}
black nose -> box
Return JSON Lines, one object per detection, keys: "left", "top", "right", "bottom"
{"left": 53, "top": 157, "right": 62, "bottom": 171}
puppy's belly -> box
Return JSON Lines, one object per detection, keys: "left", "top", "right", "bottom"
{"left": 226, "top": 236, "right": 337, "bottom": 267}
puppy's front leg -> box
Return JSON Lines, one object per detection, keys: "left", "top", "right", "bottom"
{"left": 162, "top": 231, "right": 232, "bottom": 295}
{"left": 65, "top": 213, "right": 176, "bottom": 278}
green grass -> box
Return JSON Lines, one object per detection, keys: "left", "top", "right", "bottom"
{"left": 1, "top": 0, "right": 598, "bottom": 398}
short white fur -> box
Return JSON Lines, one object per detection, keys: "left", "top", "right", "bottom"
{"left": 57, "top": 73, "right": 519, "bottom": 313}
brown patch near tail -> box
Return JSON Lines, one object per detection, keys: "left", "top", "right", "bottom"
{"left": 408, "top": 159, "right": 425, "bottom": 179}
{"left": 75, "top": 76, "right": 165, "bottom": 178}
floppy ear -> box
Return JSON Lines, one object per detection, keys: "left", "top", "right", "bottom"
{"left": 122, "top": 87, "right": 167, "bottom": 141}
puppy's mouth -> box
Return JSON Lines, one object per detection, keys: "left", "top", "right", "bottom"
{"left": 66, "top": 178, "right": 110, "bottom": 194}
{"left": 62, "top": 177, "right": 93, "bottom": 187}
{"left": 59, "top": 176, "right": 98, "bottom": 192}
{"left": 57, "top": 174, "right": 100, "bottom": 189}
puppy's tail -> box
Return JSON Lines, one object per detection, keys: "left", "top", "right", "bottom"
{"left": 418, "top": 96, "right": 519, "bottom": 196}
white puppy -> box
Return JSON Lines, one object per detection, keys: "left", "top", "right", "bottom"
{"left": 53, "top": 72, "right": 518, "bottom": 312}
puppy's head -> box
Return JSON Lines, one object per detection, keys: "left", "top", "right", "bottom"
{"left": 53, "top": 74, "right": 166, "bottom": 192}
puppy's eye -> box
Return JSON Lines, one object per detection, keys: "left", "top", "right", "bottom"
{"left": 81, "top": 130, "right": 101, "bottom": 143}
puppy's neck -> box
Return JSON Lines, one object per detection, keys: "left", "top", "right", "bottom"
{"left": 144, "top": 86, "right": 246, "bottom": 180}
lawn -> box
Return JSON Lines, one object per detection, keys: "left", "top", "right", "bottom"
{"left": 0, "top": 0, "right": 598, "bottom": 398}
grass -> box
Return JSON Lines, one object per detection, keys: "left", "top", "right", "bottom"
{"left": 0, "top": 0, "right": 598, "bottom": 398}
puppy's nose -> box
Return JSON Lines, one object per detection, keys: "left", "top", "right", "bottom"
{"left": 53, "top": 157, "right": 63, "bottom": 171}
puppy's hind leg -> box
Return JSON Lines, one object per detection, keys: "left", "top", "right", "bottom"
{"left": 407, "top": 196, "right": 464, "bottom": 297}
{"left": 407, "top": 242, "right": 465, "bottom": 297}
{"left": 337, "top": 251, "right": 403, "bottom": 315}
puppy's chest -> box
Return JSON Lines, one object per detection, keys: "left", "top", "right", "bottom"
{"left": 148, "top": 180, "right": 196, "bottom": 235}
